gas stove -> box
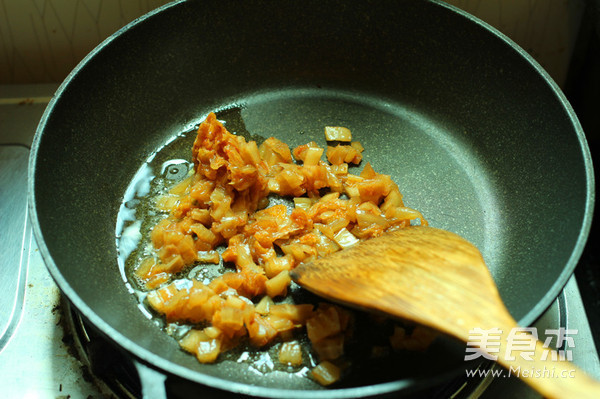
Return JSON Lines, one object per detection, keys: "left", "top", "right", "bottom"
{"left": 1, "top": 84, "right": 599, "bottom": 398}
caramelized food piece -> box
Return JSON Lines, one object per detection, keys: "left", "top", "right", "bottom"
{"left": 326, "top": 144, "right": 362, "bottom": 165}
{"left": 311, "top": 361, "right": 342, "bottom": 386}
{"left": 179, "top": 328, "right": 223, "bottom": 363}
{"left": 324, "top": 126, "right": 352, "bottom": 142}
{"left": 279, "top": 341, "right": 303, "bottom": 366}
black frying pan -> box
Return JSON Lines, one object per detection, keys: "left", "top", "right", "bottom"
{"left": 29, "top": 0, "right": 594, "bottom": 397}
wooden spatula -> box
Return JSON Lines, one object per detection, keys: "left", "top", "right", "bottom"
{"left": 290, "top": 226, "right": 600, "bottom": 398}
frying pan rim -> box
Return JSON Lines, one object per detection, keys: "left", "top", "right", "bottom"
{"left": 434, "top": 0, "right": 596, "bottom": 328}
{"left": 28, "top": 0, "right": 595, "bottom": 396}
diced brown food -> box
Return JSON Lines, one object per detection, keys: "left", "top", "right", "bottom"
{"left": 311, "top": 361, "right": 342, "bottom": 386}
{"left": 134, "top": 114, "right": 429, "bottom": 371}
{"left": 269, "top": 304, "right": 314, "bottom": 324}
{"left": 350, "top": 141, "right": 364, "bottom": 152}
{"left": 265, "top": 270, "right": 291, "bottom": 298}
{"left": 259, "top": 137, "right": 293, "bottom": 166}
{"left": 306, "top": 304, "right": 343, "bottom": 343}
{"left": 333, "top": 228, "right": 359, "bottom": 249}
{"left": 279, "top": 341, "right": 303, "bottom": 366}
{"left": 179, "top": 328, "right": 223, "bottom": 363}
{"left": 312, "top": 334, "right": 345, "bottom": 361}
{"left": 389, "top": 325, "right": 438, "bottom": 351}
{"left": 324, "top": 126, "right": 352, "bottom": 142}
{"left": 292, "top": 141, "right": 319, "bottom": 161}
{"left": 326, "top": 144, "right": 362, "bottom": 165}
{"left": 254, "top": 296, "right": 274, "bottom": 315}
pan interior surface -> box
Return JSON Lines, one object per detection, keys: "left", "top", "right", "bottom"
{"left": 29, "top": 0, "right": 593, "bottom": 396}
{"left": 116, "top": 88, "right": 496, "bottom": 391}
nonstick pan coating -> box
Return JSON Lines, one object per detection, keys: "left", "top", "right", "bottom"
{"left": 29, "top": 0, "right": 594, "bottom": 397}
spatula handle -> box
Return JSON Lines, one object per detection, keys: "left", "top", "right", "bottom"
{"left": 489, "top": 325, "right": 600, "bottom": 398}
